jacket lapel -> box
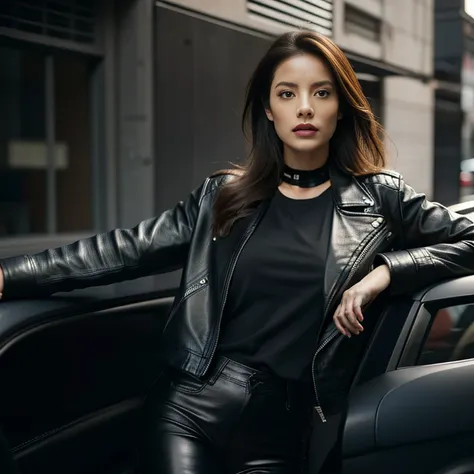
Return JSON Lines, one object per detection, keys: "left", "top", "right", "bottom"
{"left": 323, "top": 167, "right": 385, "bottom": 316}
{"left": 211, "top": 199, "right": 270, "bottom": 308}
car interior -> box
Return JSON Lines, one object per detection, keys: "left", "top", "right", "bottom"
{"left": 420, "top": 303, "right": 474, "bottom": 365}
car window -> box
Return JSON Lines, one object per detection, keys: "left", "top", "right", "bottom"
{"left": 417, "top": 304, "right": 474, "bottom": 365}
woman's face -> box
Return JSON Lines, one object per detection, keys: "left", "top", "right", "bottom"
{"left": 265, "top": 53, "right": 341, "bottom": 160}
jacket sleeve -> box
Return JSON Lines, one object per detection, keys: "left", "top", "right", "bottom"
{"left": 0, "top": 180, "right": 208, "bottom": 299}
{"left": 375, "top": 177, "right": 474, "bottom": 295}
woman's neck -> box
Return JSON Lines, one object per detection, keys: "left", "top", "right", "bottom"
{"left": 283, "top": 145, "right": 329, "bottom": 170}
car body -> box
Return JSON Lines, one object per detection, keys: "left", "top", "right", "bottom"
{"left": 1, "top": 204, "right": 474, "bottom": 474}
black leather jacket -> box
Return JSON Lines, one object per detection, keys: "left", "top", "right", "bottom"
{"left": 2, "top": 167, "right": 474, "bottom": 420}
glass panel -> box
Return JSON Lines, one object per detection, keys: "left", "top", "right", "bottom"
{"left": 0, "top": 46, "right": 47, "bottom": 236}
{"left": 417, "top": 304, "right": 474, "bottom": 365}
{"left": 54, "top": 53, "right": 93, "bottom": 233}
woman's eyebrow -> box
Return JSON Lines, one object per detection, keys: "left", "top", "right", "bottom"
{"left": 274, "top": 80, "right": 334, "bottom": 89}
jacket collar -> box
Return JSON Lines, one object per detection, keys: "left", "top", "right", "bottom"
{"left": 329, "top": 165, "right": 375, "bottom": 209}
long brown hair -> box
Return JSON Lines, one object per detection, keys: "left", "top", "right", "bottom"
{"left": 213, "top": 30, "right": 386, "bottom": 237}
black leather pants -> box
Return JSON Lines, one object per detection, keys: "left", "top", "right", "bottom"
{"left": 139, "top": 357, "right": 314, "bottom": 474}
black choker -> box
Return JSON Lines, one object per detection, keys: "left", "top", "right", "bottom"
{"left": 281, "top": 163, "right": 329, "bottom": 188}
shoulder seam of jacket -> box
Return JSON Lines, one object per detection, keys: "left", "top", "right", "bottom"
{"left": 197, "top": 174, "right": 228, "bottom": 206}
{"left": 198, "top": 177, "right": 213, "bottom": 206}
{"left": 200, "top": 170, "right": 242, "bottom": 203}
{"left": 374, "top": 169, "right": 403, "bottom": 179}
{"left": 364, "top": 172, "right": 402, "bottom": 190}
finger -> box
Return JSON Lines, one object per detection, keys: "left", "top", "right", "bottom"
{"left": 334, "top": 317, "right": 349, "bottom": 337}
{"left": 342, "top": 306, "right": 362, "bottom": 334}
{"left": 333, "top": 305, "right": 345, "bottom": 335}
{"left": 353, "top": 297, "right": 365, "bottom": 325}
{"left": 344, "top": 296, "right": 364, "bottom": 332}
{"left": 334, "top": 306, "right": 351, "bottom": 337}
{"left": 340, "top": 293, "right": 359, "bottom": 331}
{"left": 337, "top": 304, "right": 355, "bottom": 336}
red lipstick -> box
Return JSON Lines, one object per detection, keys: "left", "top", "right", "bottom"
{"left": 293, "top": 123, "right": 318, "bottom": 137}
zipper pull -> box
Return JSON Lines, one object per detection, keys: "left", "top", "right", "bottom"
{"left": 315, "top": 405, "right": 327, "bottom": 423}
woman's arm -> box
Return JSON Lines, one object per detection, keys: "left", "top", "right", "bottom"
{"left": 0, "top": 180, "right": 207, "bottom": 299}
{"left": 376, "top": 177, "right": 474, "bottom": 295}
{"left": 335, "top": 177, "right": 474, "bottom": 337}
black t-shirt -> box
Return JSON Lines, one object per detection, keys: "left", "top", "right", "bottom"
{"left": 218, "top": 187, "right": 333, "bottom": 382}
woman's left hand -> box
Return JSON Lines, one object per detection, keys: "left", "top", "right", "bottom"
{"left": 333, "top": 264, "right": 391, "bottom": 337}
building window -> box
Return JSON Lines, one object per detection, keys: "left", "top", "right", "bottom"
{"left": 344, "top": 4, "right": 381, "bottom": 42}
{"left": 0, "top": 45, "right": 100, "bottom": 238}
{"left": 0, "top": 0, "right": 98, "bottom": 44}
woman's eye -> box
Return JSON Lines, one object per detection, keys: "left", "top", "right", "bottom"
{"left": 279, "top": 91, "right": 294, "bottom": 99}
{"left": 316, "top": 90, "right": 330, "bottom": 98}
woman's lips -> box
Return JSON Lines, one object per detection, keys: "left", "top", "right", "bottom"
{"left": 293, "top": 124, "right": 318, "bottom": 137}
{"left": 293, "top": 128, "right": 318, "bottom": 137}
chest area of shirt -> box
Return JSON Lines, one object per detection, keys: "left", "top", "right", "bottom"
{"left": 214, "top": 191, "right": 333, "bottom": 279}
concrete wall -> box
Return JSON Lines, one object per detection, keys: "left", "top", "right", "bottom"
{"left": 384, "top": 0, "right": 434, "bottom": 196}
{"left": 333, "top": 0, "right": 433, "bottom": 76}
{"left": 384, "top": 77, "right": 434, "bottom": 195}
{"left": 384, "top": 0, "right": 433, "bottom": 77}
{"left": 333, "top": 0, "right": 382, "bottom": 60}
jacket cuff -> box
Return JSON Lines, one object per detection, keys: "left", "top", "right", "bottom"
{"left": 0, "top": 256, "right": 40, "bottom": 299}
{"left": 374, "top": 250, "right": 420, "bottom": 296}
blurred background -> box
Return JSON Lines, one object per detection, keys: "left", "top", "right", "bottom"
{"left": 0, "top": 0, "right": 471, "bottom": 256}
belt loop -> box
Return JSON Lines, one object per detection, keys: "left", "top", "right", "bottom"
{"left": 247, "top": 372, "right": 263, "bottom": 394}
{"left": 208, "top": 356, "right": 228, "bottom": 385}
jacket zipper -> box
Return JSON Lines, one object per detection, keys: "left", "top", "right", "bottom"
{"left": 202, "top": 211, "right": 266, "bottom": 374}
{"left": 311, "top": 223, "right": 388, "bottom": 422}
{"left": 163, "top": 277, "right": 208, "bottom": 333}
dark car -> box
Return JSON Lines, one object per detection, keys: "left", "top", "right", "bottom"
{"left": 1, "top": 203, "right": 474, "bottom": 474}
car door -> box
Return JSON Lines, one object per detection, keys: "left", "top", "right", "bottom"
{"left": 0, "top": 276, "right": 177, "bottom": 474}
{"left": 340, "top": 274, "right": 474, "bottom": 474}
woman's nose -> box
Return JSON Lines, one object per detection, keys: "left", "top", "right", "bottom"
{"left": 297, "top": 103, "right": 314, "bottom": 119}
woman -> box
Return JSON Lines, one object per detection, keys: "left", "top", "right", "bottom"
{"left": 1, "top": 31, "right": 474, "bottom": 473}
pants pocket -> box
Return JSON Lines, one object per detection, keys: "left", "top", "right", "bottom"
{"left": 169, "top": 371, "right": 209, "bottom": 394}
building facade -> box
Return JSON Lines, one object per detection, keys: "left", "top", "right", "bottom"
{"left": 433, "top": 0, "right": 474, "bottom": 204}
{"left": 0, "top": 0, "right": 157, "bottom": 256}
{"left": 333, "top": 0, "right": 434, "bottom": 198}
{"left": 0, "top": 0, "right": 435, "bottom": 255}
